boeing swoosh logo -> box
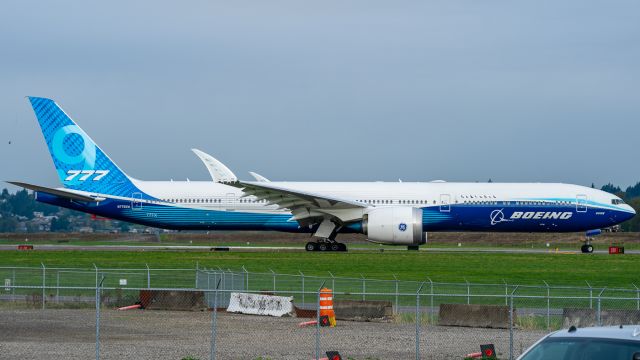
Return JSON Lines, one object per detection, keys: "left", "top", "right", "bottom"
{"left": 490, "top": 209, "right": 513, "bottom": 225}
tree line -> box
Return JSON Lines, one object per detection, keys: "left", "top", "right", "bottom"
{"left": 0, "top": 189, "right": 61, "bottom": 232}
{"left": 0, "top": 189, "right": 129, "bottom": 233}
{"left": 597, "top": 182, "right": 640, "bottom": 231}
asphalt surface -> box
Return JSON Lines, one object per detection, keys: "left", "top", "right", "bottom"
{"left": 1, "top": 243, "right": 636, "bottom": 254}
{"left": 0, "top": 308, "right": 546, "bottom": 359}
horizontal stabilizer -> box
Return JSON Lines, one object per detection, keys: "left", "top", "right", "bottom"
{"left": 7, "top": 181, "right": 105, "bottom": 202}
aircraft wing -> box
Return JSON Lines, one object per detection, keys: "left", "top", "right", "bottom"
{"left": 7, "top": 181, "right": 106, "bottom": 202}
{"left": 191, "top": 149, "right": 238, "bottom": 183}
{"left": 232, "top": 181, "right": 368, "bottom": 223}
{"left": 248, "top": 172, "right": 270, "bottom": 182}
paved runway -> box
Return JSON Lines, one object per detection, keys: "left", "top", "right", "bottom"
{"left": 1, "top": 243, "right": 637, "bottom": 254}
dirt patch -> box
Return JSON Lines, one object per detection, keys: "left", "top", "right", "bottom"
{"left": 0, "top": 308, "right": 546, "bottom": 359}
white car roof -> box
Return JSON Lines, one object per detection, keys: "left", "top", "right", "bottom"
{"left": 549, "top": 326, "right": 640, "bottom": 341}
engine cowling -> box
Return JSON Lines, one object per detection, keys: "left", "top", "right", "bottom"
{"left": 362, "top": 207, "right": 426, "bottom": 245}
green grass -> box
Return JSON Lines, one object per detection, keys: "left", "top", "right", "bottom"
{"left": 3, "top": 250, "right": 640, "bottom": 312}
{"left": 1, "top": 250, "right": 639, "bottom": 288}
{"left": 393, "top": 312, "right": 437, "bottom": 325}
{"left": 517, "top": 315, "right": 563, "bottom": 331}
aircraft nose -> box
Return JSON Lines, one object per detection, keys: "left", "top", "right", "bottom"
{"left": 622, "top": 205, "right": 636, "bottom": 220}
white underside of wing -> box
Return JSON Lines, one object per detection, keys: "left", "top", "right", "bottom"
{"left": 232, "top": 181, "right": 369, "bottom": 223}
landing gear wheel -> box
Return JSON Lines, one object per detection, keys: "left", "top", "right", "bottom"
{"left": 306, "top": 239, "right": 347, "bottom": 252}
{"left": 581, "top": 244, "right": 594, "bottom": 253}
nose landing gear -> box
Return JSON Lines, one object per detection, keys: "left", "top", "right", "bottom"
{"left": 580, "top": 243, "right": 594, "bottom": 254}
{"left": 581, "top": 229, "right": 601, "bottom": 254}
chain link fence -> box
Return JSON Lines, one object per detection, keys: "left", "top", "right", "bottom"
{"left": 2, "top": 265, "right": 640, "bottom": 359}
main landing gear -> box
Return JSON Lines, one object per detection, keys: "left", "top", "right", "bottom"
{"left": 305, "top": 218, "right": 347, "bottom": 251}
{"left": 305, "top": 239, "right": 347, "bottom": 252}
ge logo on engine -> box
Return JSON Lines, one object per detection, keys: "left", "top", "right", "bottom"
{"left": 398, "top": 223, "right": 407, "bottom": 232}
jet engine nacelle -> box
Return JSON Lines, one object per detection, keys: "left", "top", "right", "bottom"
{"left": 362, "top": 207, "right": 426, "bottom": 245}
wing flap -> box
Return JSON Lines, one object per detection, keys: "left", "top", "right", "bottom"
{"left": 229, "top": 181, "right": 367, "bottom": 222}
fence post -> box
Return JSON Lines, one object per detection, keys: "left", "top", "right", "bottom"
{"left": 597, "top": 288, "right": 606, "bottom": 326}
{"left": 634, "top": 284, "right": 639, "bottom": 311}
{"left": 12, "top": 268, "right": 15, "bottom": 302}
{"left": 195, "top": 261, "right": 199, "bottom": 289}
{"left": 361, "top": 274, "right": 366, "bottom": 301}
{"left": 416, "top": 281, "right": 426, "bottom": 360}
{"left": 543, "top": 280, "right": 550, "bottom": 329}
{"left": 41, "top": 263, "right": 46, "bottom": 310}
{"left": 328, "top": 271, "right": 335, "bottom": 293}
{"left": 464, "top": 278, "right": 470, "bottom": 305}
{"left": 299, "top": 271, "right": 305, "bottom": 307}
{"left": 503, "top": 279, "right": 508, "bottom": 306}
{"left": 393, "top": 274, "right": 399, "bottom": 315}
{"left": 146, "top": 263, "right": 151, "bottom": 288}
{"left": 242, "top": 266, "right": 249, "bottom": 291}
{"left": 427, "top": 277, "right": 434, "bottom": 323}
{"left": 586, "top": 281, "right": 593, "bottom": 309}
{"left": 316, "top": 280, "right": 327, "bottom": 360}
{"left": 56, "top": 271, "right": 60, "bottom": 304}
{"left": 270, "top": 269, "right": 276, "bottom": 292}
{"left": 221, "top": 268, "right": 226, "bottom": 292}
{"left": 95, "top": 276, "right": 105, "bottom": 360}
{"left": 93, "top": 263, "right": 98, "bottom": 289}
{"left": 509, "top": 286, "right": 519, "bottom": 360}
{"left": 210, "top": 279, "right": 221, "bottom": 360}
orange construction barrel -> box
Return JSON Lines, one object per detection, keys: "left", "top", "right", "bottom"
{"left": 319, "top": 288, "right": 336, "bottom": 327}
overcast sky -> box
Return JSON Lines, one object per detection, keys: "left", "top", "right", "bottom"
{"left": 1, "top": 0, "right": 639, "bottom": 190}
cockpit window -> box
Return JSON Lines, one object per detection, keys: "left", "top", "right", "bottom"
{"left": 612, "top": 199, "right": 625, "bottom": 205}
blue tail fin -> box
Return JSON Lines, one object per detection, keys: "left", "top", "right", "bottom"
{"left": 28, "top": 97, "right": 142, "bottom": 197}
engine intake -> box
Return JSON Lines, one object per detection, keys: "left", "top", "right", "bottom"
{"left": 362, "top": 207, "right": 426, "bottom": 245}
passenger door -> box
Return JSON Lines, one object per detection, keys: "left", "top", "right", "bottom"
{"left": 440, "top": 194, "right": 451, "bottom": 212}
{"left": 131, "top": 192, "right": 143, "bottom": 210}
{"left": 576, "top": 194, "right": 587, "bottom": 213}
{"left": 226, "top": 193, "right": 236, "bottom": 210}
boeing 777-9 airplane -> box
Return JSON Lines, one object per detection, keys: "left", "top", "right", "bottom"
{"left": 9, "top": 97, "right": 636, "bottom": 252}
